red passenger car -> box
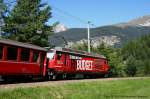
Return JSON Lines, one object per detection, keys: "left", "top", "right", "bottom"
{"left": 0, "top": 38, "right": 46, "bottom": 80}
{"left": 45, "top": 47, "right": 110, "bottom": 79}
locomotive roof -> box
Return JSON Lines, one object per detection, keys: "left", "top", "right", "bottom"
{"left": 53, "top": 47, "right": 106, "bottom": 59}
{"left": 0, "top": 38, "right": 46, "bottom": 51}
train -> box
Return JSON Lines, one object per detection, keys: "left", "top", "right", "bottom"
{"left": 0, "top": 38, "right": 110, "bottom": 81}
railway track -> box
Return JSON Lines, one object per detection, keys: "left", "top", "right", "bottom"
{"left": 0, "top": 77, "right": 149, "bottom": 90}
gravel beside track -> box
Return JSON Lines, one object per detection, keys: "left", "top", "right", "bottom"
{"left": 0, "top": 77, "right": 149, "bottom": 90}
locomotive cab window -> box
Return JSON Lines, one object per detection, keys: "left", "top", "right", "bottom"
{"left": 7, "top": 46, "right": 18, "bottom": 60}
{"left": 21, "top": 48, "right": 30, "bottom": 61}
{"left": 0, "top": 45, "right": 3, "bottom": 59}
{"left": 47, "top": 51, "right": 55, "bottom": 60}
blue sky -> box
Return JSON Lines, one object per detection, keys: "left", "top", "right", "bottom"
{"left": 5, "top": 0, "right": 150, "bottom": 28}
{"left": 44, "top": 0, "right": 150, "bottom": 28}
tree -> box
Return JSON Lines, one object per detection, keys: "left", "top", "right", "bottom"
{"left": 124, "top": 56, "right": 137, "bottom": 76}
{"left": 122, "top": 34, "right": 150, "bottom": 76}
{"left": 2, "top": 0, "right": 53, "bottom": 47}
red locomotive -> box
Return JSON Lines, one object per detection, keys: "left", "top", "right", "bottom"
{"left": 0, "top": 38, "right": 110, "bottom": 81}
{"left": 45, "top": 47, "right": 110, "bottom": 80}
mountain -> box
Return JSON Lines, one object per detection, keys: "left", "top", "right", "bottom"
{"left": 49, "top": 15, "right": 150, "bottom": 47}
{"left": 115, "top": 15, "right": 150, "bottom": 27}
{"left": 128, "top": 15, "right": 150, "bottom": 26}
{"left": 53, "top": 23, "right": 68, "bottom": 33}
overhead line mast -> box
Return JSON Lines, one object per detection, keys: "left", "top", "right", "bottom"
{"left": 87, "top": 21, "right": 91, "bottom": 53}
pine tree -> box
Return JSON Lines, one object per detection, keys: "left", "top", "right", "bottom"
{"left": 2, "top": 0, "right": 53, "bottom": 47}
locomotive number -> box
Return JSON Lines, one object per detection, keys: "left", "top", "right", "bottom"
{"left": 77, "top": 60, "right": 93, "bottom": 70}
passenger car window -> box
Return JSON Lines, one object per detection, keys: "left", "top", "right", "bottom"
{"left": 7, "top": 47, "right": 18, "bottom": 60}
{"left": 40, "top": 52, "right": 45, "bottom": 66}
{"left": 21, "top": 48, "right": 30, "bottom": 61}
{"left": 33, "top": 51, "right": 39, "bottom": 62}
{"left": 0, "top": 45, "right": 3, "bottom": 59}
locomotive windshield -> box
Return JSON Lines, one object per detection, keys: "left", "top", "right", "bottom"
{"left": 47, "top": 51, "right": 55, "bottom": 59}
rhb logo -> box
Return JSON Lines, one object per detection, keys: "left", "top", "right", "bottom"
{"left": 77, "top": 60, "right": 93, "bottom": 70}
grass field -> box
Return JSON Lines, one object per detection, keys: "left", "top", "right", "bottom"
{"left": 0, "top": 78, "right": 150, "bottom": 99}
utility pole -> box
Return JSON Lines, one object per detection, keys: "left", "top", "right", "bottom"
{"left": 87, "top": 21, "right": 91, "bottom": 53}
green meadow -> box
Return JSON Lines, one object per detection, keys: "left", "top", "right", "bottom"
{"left": 0, "top": 78, "right": 149, "bottom": 99}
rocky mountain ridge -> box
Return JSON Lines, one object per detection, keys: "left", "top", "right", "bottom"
{"left": 49, "top": 15, "right": 150, "bottom": 47}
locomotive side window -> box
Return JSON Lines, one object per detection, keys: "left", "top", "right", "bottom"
{"left": 7, "top": 46, "right": 18, "bottom": 60}
{"left": 33, "top": 51, "right": 39, "bottom": 62}
{"left": 21, "top": 48, "right": 30, "bottom": 61}
{"left": 0, "top": 45, "right": 3, "bottom": 59}
{"left": 70, "top": 54, "right": 82, "bottom": 59}
{"left": 76, "top": 56, "right": 82, "bottom": 59}
{"left": 70, "top": 55, "right": 76, "bottom": 59}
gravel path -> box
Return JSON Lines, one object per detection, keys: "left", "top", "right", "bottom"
{"left": 0, "top": 77, "right": 149, "bottom": 90}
